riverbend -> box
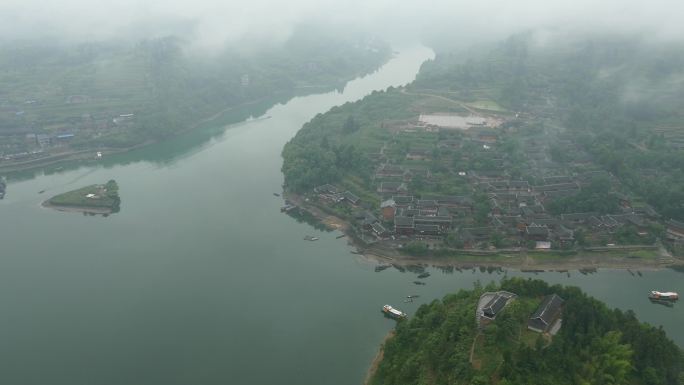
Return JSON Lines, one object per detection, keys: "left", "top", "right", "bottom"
{"left": 1, "top": 46, "right": 683, "bottom": 385}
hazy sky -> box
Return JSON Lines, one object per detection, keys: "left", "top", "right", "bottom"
{"left": 1, "top": 0, "right": 682, "bottom": 48}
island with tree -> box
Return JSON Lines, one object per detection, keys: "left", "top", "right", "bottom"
{"left": 367, "top": 278, "right": 684, "bottom": 385}
{"left": 43, "top": 180, "right": 120, "bottom": 215}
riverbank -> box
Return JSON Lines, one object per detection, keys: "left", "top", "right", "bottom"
{"left": 0, "top": 93, "right": 287, "bottom": 175}
{"left": 283, "top": 192, "right": 684, "bottom": 271}
{"left": 0, "top": 61, "right": 392, "bottom": 176}
{"left": 364, "top": 331, "right": 394, "bottom": 385}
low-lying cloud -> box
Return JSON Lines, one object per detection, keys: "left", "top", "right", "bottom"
{"left": 1, "top": 0, "right": 682, "bottom": 49}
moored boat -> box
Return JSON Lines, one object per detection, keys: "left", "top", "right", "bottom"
{"left": 648, "top": 291, "right": 679, "bottom": 301}
{"left": 382, "top": 304, "right": 407, "bottom": 319}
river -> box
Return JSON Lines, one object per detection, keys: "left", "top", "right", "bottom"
{"left": 0, "top": 46, "right": 682, "bottom": 385}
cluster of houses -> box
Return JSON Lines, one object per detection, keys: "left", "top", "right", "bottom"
{"left": 477, "top": 291, "right": 564, "bottom": 335}
{"left": 313, "top": 164, "right": 661, "bottom": 250}
{"left": 303, "top": 108, "right": 682, "bottom": 252}
{"left": 0, "top": 107, "right": 136, "bottom": 164}
{"left": 457, "top": 172, "right": 660, "bottom": 249}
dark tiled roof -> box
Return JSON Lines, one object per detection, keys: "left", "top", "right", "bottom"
{"left": 343, "top": 191, "right": 360, "bottom": 204}
{"left": 415, "top": 224, "right": 440, "bottom": 233}
{"left": 417, "top": 199, "right": 438, "bottom": 209}
{"left": 483, "top": 295, "right": 509, "bottom": 318}
{"left": 392, "top": 195, "right": 414, "bottom": 204}
{"left": 371, "top": 222, "right": 388, "bottom": 235}
{"left": 394, "top": 216, "right": 415, "bottom": 227}
{"left": 415, "top": 215, "right": 452, "bottom": 224}
{"left": 528, "top": 294, "right": 564, "bottom": 332}
{"left": 561, "top": 212, "right": 597, "bottom": 222}
{"left": 526, "top": 225, "right": 549, "bottom": 236}
{"left": 315, "top": 184, "right": 338, "bottom": 194}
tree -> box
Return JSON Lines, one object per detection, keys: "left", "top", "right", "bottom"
{"left": 577, "top": 331, "right": 633, "bottom": 385}
{"left": 342, "top": 115, "right": 360, "bottom": 133}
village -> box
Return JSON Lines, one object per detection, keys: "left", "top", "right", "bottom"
{"left": 292, "top": 105, "right": 684, "bottom": 261}
{"left": 0, "top": 95, "right": 136, "bottom": 167}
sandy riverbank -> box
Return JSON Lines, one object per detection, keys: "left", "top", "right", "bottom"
{"left": 364, "top": 331, "right": 394, "bottom": 385}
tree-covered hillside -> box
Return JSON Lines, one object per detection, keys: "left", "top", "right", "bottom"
{"left": 370, "top": 278, "right": 684, "bottom": 385}
{"left": 0, "top": 30, "right": 390, "bottom": 157}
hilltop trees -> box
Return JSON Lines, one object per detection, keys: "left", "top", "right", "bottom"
{"left": 370, "top": 278, "right": 684, "bottom": 385}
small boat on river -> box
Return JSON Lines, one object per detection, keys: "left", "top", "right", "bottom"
{"left": 648, "top": 291, "right": 679, "bottom": 301}
{"left": 382, "top": 305, "right": 407, "bottom": 319}
{"left": 303, "top": 235, "right": 319, "bottom": 241}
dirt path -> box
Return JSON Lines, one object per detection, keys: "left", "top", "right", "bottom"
{"left": 469, "top": 332, "right": 482, "bottom": 366}
{"left": 401, "top": 89, "right": 480, "bottom": 115}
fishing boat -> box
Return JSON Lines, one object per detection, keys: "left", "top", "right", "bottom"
{"left": 648, "top": 291, "right": 679, "bottom": 301}
{"left": 382, "top": 305, "right": 407, "bottom": 319}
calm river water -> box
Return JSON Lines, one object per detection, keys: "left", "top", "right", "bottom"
{"left": 0, "top": 46, "right": 682, "bottom": 385}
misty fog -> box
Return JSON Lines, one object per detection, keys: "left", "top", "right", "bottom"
{"left": 2, "top": 0, "right": 683, "bottom": 50}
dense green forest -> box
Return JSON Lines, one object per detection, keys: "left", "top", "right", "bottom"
{"left": 282, "top": 89, "right": 416, "bottom": 192}
{"left": 0, "top": 29, "right": 389, "bottom": 150}
{"left": 370, "top": 278, "right": 684, "bottom": 385}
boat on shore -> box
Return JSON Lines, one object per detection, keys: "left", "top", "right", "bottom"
{"left": 280, "top": 204, "right": 296, "bottom": 212}
{"left": 648, "top": 291, "right": 679, "bottom": 301}
{"left": 382, "top": 305, "right": 407, "bottom": 319}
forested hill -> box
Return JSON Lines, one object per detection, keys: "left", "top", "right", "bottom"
{"left": 0, "top": 30, "right": 389, "bottom": 152}
{"left": 369, "top": 278, "right": 684, "bottom": 385}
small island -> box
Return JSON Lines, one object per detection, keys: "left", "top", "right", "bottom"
{"left": 43, "top": 180, "right": 120, "bottom": 215}
{"left": 367, "top": 278, "right": 684, "bottom": 385}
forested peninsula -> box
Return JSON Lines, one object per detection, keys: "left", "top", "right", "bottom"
{"left": 368, "top": 278, "right": 684, "bottom": 385}
{"left": 282, "top": 33, "right": 684, "bottom": 264}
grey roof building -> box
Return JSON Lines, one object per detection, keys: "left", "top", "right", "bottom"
{"left": 528, "top": 294, "right": 564, "bottom": 333}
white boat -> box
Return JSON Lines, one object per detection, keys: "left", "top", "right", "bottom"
{"left": 648, "top": 291, "right": 679, "bottom": 301}
{"left": 382, "top": 304, "right": 407, "bottom": 319}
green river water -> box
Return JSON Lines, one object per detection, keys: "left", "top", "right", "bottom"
{"left": 0, "top": 46, "right": 682, "bottom": 385}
